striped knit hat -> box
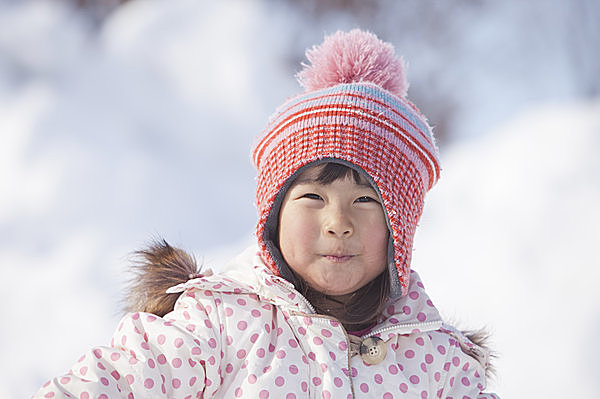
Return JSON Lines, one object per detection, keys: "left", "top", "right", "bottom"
{"left": 252, "top": 30, "right": 440, "bottom": 297}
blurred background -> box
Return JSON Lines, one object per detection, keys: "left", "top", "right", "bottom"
{"left": 1, "top": 0, "right": 599, "bottom": 397}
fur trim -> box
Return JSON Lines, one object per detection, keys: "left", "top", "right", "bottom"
{"left": 123, "top": 239, "right": 202, "bottom": 317}
{"left": 463, "top": 327, "right": 497, "bottom": 379}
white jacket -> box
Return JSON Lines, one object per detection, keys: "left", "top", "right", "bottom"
{"left": 33, "top": 246, "right": 499, "bottom": 398}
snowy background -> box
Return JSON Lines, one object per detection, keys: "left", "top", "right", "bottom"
{"left": 1, "top": 0, "right": 599, "bottom": 397}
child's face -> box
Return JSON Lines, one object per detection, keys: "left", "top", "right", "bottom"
{"left": 278, "top": 165, "right": 389, "bottom": 296}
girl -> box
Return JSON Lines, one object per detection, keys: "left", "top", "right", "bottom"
{"left": 34, "top": 29, "right": 498, "bottom": 398}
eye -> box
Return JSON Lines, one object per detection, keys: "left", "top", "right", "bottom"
{"left": 301, "top": 193, "right": 322, "bottom": 200}
{"left": 355, "top": 196, "right": 378, "bottom": 204}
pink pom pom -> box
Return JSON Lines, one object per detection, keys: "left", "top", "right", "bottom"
{"left": 297, "top": 29, "right": 408, "bottom": 98}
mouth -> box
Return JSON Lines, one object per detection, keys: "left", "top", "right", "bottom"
{"left": 322, "top": 254, "right": 355, "bottom": 263}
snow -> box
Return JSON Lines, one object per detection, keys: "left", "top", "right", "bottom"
{"left": 1, "top": 0, "right": 599, "bottom": 397}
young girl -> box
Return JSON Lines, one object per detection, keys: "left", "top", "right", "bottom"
{"left": 34, "top": 29, "right": 499, "bottom": 398}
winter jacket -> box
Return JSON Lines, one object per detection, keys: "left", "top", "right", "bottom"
{"left": 33, "top": 245, "right": 499, "bottom": 398}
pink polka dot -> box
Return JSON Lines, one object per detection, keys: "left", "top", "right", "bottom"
{"left": 269, "top": 343, "right": 276, "bottom": 352}
{"left": 298, "top": 327, "right": 306, "bottom": 335}
{"left": 172, "top": 358, "right": 182, "bottom": 368}
{"left": 60, "top": 376, "right": 70, "bottom": 384}
{"left": 452, "top": 356, "right": 461, "bottom": 367}
{"left": 416, "top": 337, "right": 425, "bottom": 346}
{"left": 437, "top": 345, "right": 446, "bottom": 355}
{"left": 99, "top": 395, "right": 108, "bottom": 399}
{"left": 44, "top": 392, "right": 54, "bottom": 398}
{"left": 237, "top": 298, "right": 247, "bottom": 306}
{"left": 289, "top": 339, "right": 298, "bottom": 348}
{"left": 323, "top": 390, "right": 332, "bottom": 399}
{"left": 425, "top": 353, "right": 434, "bottom": 364}
{"left": 189, "top": 376, "right": 197, "bottom": 386}
{"left": 405, "top": 349, "right": 415, "bottom": 359}
{"left": 421, "top": 390, "right": 428, "bottom": 399}
{"left": 204, "top": 319, "right": 212, "bottom": 328}
{"left": 208, "top": 338, "right": 217, "bottom": 348}
{"left": 321, "top": 329, "right": 332, "bottom": 337}
{"left": 434, "top": 372, "right": 441, "bottom": 382}
{"left": 144, "top": 378, "right": 154, "bottom": 389}
{"left": 259, "top": 389, "right": 269, "bottom": 399}
{"left": 461, "top": 377, "right": 471, "bottom": 386}
{"left": 313, "top": 336, "right": 323, "bottom": 345}
{"left": 250, "top": 333, "right": 259, "bottom": 343}
{"left": 289, "top": 364, "right": 298, "bottom": 374}
{"left": 421, "top": 362, "right": 428, "bottom": 372}
{"left": 225, "top": 307, "right": 234, "bottom": 317}
{"left": 400, "top": 383, "right": 408, "bottom": 393}
{"left": 157, "top": 354, "right": 167, "bottom": 365}
{"left": 374, "top": 373, "right": 383, "bottom": 384}
{"left": 157, "top": 335, "right": 166, "bottom": 345}
{"left": 409, "top": 375, "right": 420, "bottom": 385}
{"left": 303, "top": 317, "right": 313, "bottom": 325}
{"left": 174, "top": 337, "right": 184, "bottom": 348}
{"left": 308, "top": 352, "right": 316, "bottom": 361}
{"left": 237, "top": 349, "right": 247, "bottom": 359}
{"left": 111, "top": 371, "right": 121, "bottom": 380}
{"left": 248, "top": 374, "right": 257, "bottom": 384}
{"left": 251, "top": 309, "right": 261, "bottom": 317}
{"left": 80, "top": 393, "right": 89, "bottom": 399}
{"left": 126, "top": 374, "right": 135, "bottom": 384}
{"left": 402, "top": 305, "right": 411, "bottom": 315}
{"left": 409, "top": 291, "right": 419, "bottom": 300}
{"left": 276, "top": 349, "right": 286, "bottom": 359}
{"left": 192, "top": 346, "right": 202, "bottom": 355}
{"left": 172, "top": 378, "right": 181, "bottom": 389}
{"left": 338, "top": 341, "right": 347, "bottom": 351}
{"left": 383, "top": 393, "right": 393, "bottom": 399}
{"left": 235, "top": 387, "right": 243, "bottom": 397}
{"left": 286, "top": 394, "right": 296, "bottom": 399}
{"left": 334, "top": 377, "right": 343, "bottom": 387}
{"left": 256, "top": 348, "right": 266, "bottom": 358}
{"left": 237, "top": 321, "right": 247, "bottom": 330}
{"left": 147, "top": 359, "right": 155, "bottom": 369}
{"left": 313, "top": 377, "right": 322, "bottom": 386}
{"left": 275, "top": 376, "right": 285, "bottom": 387}
{"left": 417, "top": 312, "right": 427, "bottom": 322}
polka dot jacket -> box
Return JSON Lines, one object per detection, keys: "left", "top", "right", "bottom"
{"left": 33, "top": 246, "right": 499, "bottom": 398}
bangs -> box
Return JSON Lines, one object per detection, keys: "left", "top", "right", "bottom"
{"left": 314, "top": 163, "right": 365, "bottom": 185}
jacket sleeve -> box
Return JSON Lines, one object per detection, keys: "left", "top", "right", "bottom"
{"left": 435, "top": 327, "right": 500, "bottom": 399}
{"left": 32, "top": 289, "right": 223, "bottom": 399}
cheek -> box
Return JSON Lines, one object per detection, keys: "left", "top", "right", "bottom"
{"left": 279, "top": 211, "right": 316, "bottom": 259}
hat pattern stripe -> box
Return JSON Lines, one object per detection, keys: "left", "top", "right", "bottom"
{"left": 255, "top": 105, "right": 438, "bottom": 189}
{"left": 260, "top": 85, "right": 435, "bottom": 147}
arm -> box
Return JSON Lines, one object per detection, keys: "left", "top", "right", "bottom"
{"left": 33, "top": 290, "right": 222, "bottom": 398}
{"left": 435, "top": 327, "right": 500, "bottom": 399}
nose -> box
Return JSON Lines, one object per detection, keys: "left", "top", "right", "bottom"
{"left": 323, "top": 206, "right": 353, "bottom": 238}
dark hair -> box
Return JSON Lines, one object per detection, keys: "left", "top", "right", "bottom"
{"left": 281, "top": 162, "right": 391, "bottom": 331}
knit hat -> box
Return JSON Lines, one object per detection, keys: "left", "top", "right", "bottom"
{"left": 251, "top": 29, "right": 440, "bottom": 297}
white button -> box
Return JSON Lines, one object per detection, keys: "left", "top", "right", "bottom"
{"left": 359, "top": 337, "right": 386, "bottom": 365}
